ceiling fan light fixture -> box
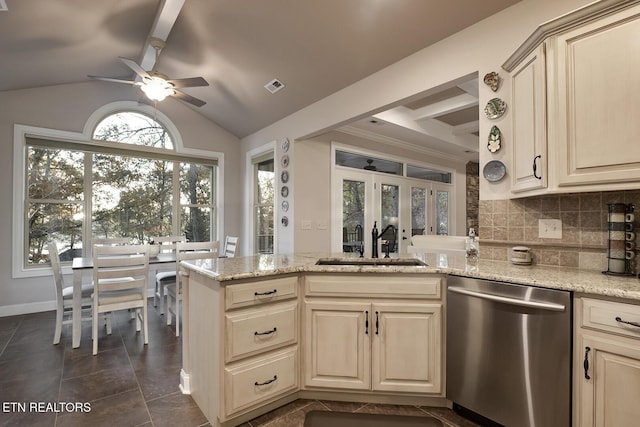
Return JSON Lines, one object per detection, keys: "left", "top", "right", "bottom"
{"left": 140, "top": 76, "right": 175, "bottom": 101}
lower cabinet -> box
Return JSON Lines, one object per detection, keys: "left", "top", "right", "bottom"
{"left": 303, "top": 274, "right": 444, "bottom": 395}
{"left": 574, "top": 297, "right": 640, "bottom": 426}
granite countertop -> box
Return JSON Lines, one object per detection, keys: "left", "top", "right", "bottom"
{"left": 181, "top": 252, "right": 640, "bottom": 301}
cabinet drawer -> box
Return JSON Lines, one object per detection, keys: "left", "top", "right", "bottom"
{"left": 225, "top": 275, "right": 298, "bottom": 310}
{"left": 225, "top": 301, "right": 298, "bottom": 362}
{"left": 224, "top": 347, "right": 298, "bottom": 417}
{"left": 582, "top": 298, "right": 640, "bottom": 339}
{"left": 305, "top": 274, "right": 441, "bottom": 299}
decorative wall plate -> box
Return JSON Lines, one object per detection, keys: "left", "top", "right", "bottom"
{"left": 483, "top": 160, "right": 507, "bottom": 182}
{"left": 488, "top": 126, "right": 502, "bottom": 153}
{"left": 281, "top": 138, "right": 290, "bottom": 153}
{"left": 484, "top": 98, "right": 507, "bottom": 119}
{"left": 281, "top": 216, "right": 289, "bottom": 227}
{"left": 280, "top": 154, "right": 289, "bottom": 168}
{"left": 281, "top": 170, "right": 289, "bottom": 183}
{"left": 483, "top": 72, "right": 500, "bottom": 92}
{"left": 281, "top": 185, "right": 289, "bottom": 197}
{"left": 281, "top": 200, "right": 289, "bottom": 212}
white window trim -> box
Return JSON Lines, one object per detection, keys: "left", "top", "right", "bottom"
{"left": 13, "top": 101, "right": 224, "bottom": 278}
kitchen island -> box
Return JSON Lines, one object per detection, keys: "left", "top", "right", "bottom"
{"left": 179, "top": 253, "right": 640, "bottom": 427}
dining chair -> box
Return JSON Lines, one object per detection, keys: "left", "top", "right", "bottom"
{"left": 166, "top": 240, "right": 220, "bottom": 336}
{"left": 92, "top": 237, "right": 130, "bottom": 246}
{"left": 223, "top": 235, "right": 238, "bottom": 258}
{"left": 152, "top": 235, "right": 186, "bottom": 314}
{"left": 49, "top": 241, "right": 98, "bottom": 345}
{"left": 92, "top": 243, "right": 150, "bottom": 355}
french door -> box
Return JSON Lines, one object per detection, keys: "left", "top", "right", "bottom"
{"left": 333, "top": 170, "right": 452, "bottom": 255}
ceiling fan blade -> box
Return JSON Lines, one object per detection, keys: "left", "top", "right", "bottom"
{"left": 119, "top": 57, "right": 151, "bottom": 80}
{"left": 172, "top": 90, "right": 206, "bottom": 107}
{"left": 167, "top": 76, "right": 209, "bottom": 88}
{"left": 88, "top": 75, "right": 136, "bottom": 85}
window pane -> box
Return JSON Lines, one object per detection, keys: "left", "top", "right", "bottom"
{"left": 411, "top": 187, "right": 427, "bottom": 236}
{"left": 255, "top": 205, "right": 274, "bottom": 253}
{"left": 381, "top": 184, "right": 399, "bottom": 253}
{"left": 336, "top": 150, "right": 402, "bottom": 176}
{"left": 342, "top": 180, "right": 365, "bottom": 252}
{"left": 181, "top": 207, "right": 211, "bottom": 242}
{"left": 28, "top": 147, "right": 84, "bottom": 201}
{"left": 180, "top": 163, "right": 214, "bottom": 205}
{"left": 93, "top": 111, "right": 174, "bottom": 149}
{"left": 28, "top": 202, "right": 83, "bottom": 264}
{"left": 407, "top": 164, "right": 452, "bottom": 183}
{"left": 436, "top": 190, "right": 449, "bottom": 235}
{"left": 256, "top": 159, "right": 274, "bottom": 205}
{"left": 92, "top": 154, "right": 173, "bottom": 241}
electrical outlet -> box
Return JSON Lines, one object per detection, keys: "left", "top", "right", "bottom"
{"left": 301, "top": 220, "right": 312, "bottom": 230}
{"left": 539, "top": 219, "right": 562, "bottom": 239}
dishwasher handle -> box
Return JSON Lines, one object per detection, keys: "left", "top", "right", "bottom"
{"left": 448, "top": 286, "right": 566, "bottom": 312}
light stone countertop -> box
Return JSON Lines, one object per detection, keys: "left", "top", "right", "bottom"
{"left": 181, "top": 252, "right": 640, "bottom": 301}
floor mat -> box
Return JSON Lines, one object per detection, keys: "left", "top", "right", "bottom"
{"left": 303, "top": 410, "right": 444, "bottom": 427}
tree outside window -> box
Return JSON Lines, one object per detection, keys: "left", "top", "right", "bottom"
{"left": 26, "top": 111, "right": 216, "bottom": 266}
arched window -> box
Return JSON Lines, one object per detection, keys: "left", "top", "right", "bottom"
{"left": 92, "top": 111, "right": 174, "bottom": 149}
{"left": 19, "top": 106, "right": 218, "bottom": 269}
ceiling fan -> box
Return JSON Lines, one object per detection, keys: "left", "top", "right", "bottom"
{"left": 88, "top": 38, "right": 209, "bottom": 107}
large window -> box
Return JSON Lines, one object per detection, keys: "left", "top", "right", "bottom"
{"left": 24, "top": 111, "right": 217, "bottom": 266}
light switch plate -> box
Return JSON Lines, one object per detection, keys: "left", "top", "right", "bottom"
{"left": 539, "top": 219, "right": 562, "bottom": 239}
{"left": 301, "top": 220, "right": 312, "bottom": 230}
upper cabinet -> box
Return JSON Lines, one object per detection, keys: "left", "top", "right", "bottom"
{"left": 503, "top": 0, "right": 640, "bottom": 197}
{"left": 510, "top": 44, "right": 547, "bottom": 193}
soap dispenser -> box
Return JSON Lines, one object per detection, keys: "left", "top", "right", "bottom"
{"left": 466, "top": 227, "right": 479, "bottom": 261}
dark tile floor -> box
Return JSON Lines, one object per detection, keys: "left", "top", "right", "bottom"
{"left": 0, "top": 301, "right": 479, "bottom": 427}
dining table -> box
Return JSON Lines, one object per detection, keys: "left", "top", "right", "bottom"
{"left": 71, "top": 252, "right": 177, "bottom": 348}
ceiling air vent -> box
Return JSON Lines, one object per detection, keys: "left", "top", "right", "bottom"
{"left": 264, "top": 78, "right": 285, "bottom": 94}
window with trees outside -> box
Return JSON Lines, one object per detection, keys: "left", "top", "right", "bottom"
{"left": 26, "top": 111, "right": 217, "bottom": 267}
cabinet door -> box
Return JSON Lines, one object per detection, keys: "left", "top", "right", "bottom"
{"left": 304, "top": 301, "right": 371, "bottom": 390}
{"left": 511, "top": 44, "right": 547, "bottom": 193}
{"left": 371, "top": 303, "right": 442, "bottom": 393}
{"left": 577, "top": 332, "right": 640, "bottom": 427}
{"left": 555, "top": 5, "right": 640, "bottom": 187}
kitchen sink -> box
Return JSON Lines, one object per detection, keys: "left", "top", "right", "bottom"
{"left": 315, "top": 258, "right": 427, "bottom": 267}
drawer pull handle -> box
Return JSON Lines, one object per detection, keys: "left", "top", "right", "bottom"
{"left": 254, "top": 327, "right": 277, "bottom": 336}
{"left": 584, "top": 346, "right": 591, "bottom": 380}
{"left": 375, "top": 311, "right": 379, "bottom": 335}
{"left": 254, "top": 289, "right": 277, "bottom": 296}
{"left": 615, "top": 316, "right": 640, "bottom": 328}
{"left": 255, "top": 375, "right": 277, "bottom": 386}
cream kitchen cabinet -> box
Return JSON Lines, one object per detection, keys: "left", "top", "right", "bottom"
{"left": 510, "top": 44, "right": 547, "bottom": 194}
{"left": 574, "top": 296, "right": 640, "bottom": 426}
{"left": 504, "top": 0, "right": 640, "bottom": 196}
{"left": 303, "top": 274, "right": 444, "bottom": 395}
{"left": 184, "top": 272, "right": 301, "bottom": 426}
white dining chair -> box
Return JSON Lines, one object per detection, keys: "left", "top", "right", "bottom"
{"left": 152, "top": 235, "right": 186, "bottom": 314}
{"left": 49, "top": 241, "right": 99, "bottom": 345}
{"left": 166, "top": 240, "right": 219, "bottom": 336}
{"left": 92, "top": 243, "right": 150, "bottom": 355}
{"left": 92, "top": 237, "right": 130, "bottom": 246}
{"left": 223, "top": 235, "right": 238, "bottom": 258}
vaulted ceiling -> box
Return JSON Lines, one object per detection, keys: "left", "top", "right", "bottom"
{"left": 0, "top": 0, "right": 520, "bottom": 159}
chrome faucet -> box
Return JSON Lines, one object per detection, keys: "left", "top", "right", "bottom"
{"left": 371, "top": 222, "right": 397, "bottom": 258}
{"left": 354, "top": 224, "right": 364, "bottom": 257}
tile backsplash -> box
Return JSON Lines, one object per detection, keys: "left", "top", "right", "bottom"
{"left": 478, "top": 190, "right": 640, "bottom": 272}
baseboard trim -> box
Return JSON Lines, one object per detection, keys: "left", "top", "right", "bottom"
{"left": 0, "top": 301, "right": 55, "bottom": 317}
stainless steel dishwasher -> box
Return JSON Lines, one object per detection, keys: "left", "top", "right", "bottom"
{"left": 446, "top": 275, "right": 571, "bottom": 427}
